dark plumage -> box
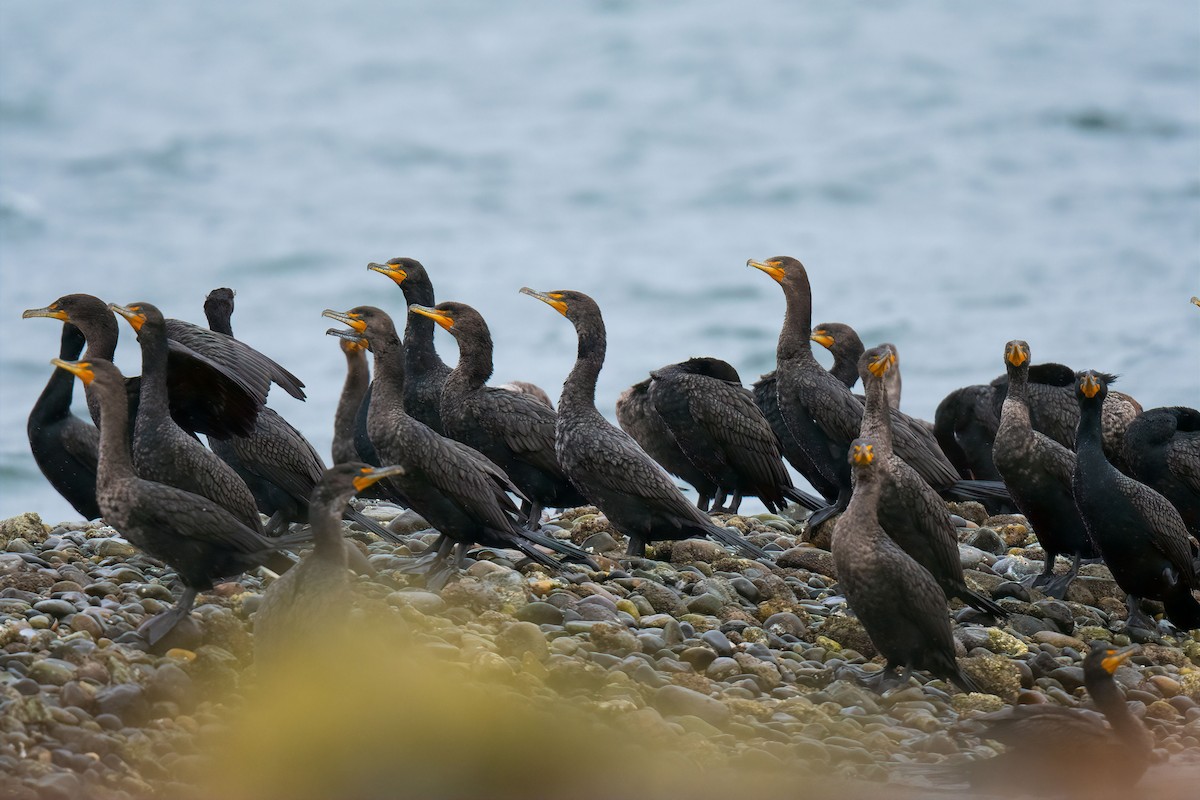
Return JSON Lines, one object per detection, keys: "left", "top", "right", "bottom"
{"left": 410, "top": 302, "right": 586, "bottom": 527}
{"left": 367, "top": 258, "right": 453, "bottom": 434}
{"left": 323, "top": 306, "right": 595, "bottom": 574}
{"left": 1073, "top": 371, "right": 1200, "bottom": 631}
{"left": 203, "top": 289, "right": 402, "bottom": 542}
{"left": 993, "top": 340, "right": 1098, "bottom": 598}
{"left": 24, "top": 293, "right": 266, "bottom": 439}
{"left": 110, "top": 301, "right": 263, "bottom": 534}
{"left": 859, "top": 346, "right": 1007, "bottom": 617}
{"left": 832, "top": 438, "right": 980, "bottom": 693}
{"left": 27, "top": 323, "right": 101, "bottom": 520}
{"left": 521, "top": 287, "right": 768, "bottom": 560}
{"left": 1123, "top": 406, "right": 1200, "bottom": 537}
{"left": 748, "top": 256, "right": 1009, "bottom": 526}
{"left": 809, "top": 322, "right": 867, "bottom": 393}
{"left": 751, "top": 372, "right": 841, "bottom": 503}
{"left": 645, "top": 357, "right": 824, "bottom": 514}
{"left": 616, "top": 378, "right": 721, "bottom": 509}
{"left": 253, "top": 462, "right": 405, "bottom": 664}
{"left": 52, "top": 357, "right": 308, "bottom": 645}
{"left": 934, "top": 383, "right": 1002, "bottom": 480}
{"left": 964, "top": 644, "right": 1151, "bottom": 793}
{"left": 332, "top": 337, "right": 372, "bottom": 466}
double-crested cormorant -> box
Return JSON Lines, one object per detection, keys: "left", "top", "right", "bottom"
{"left": 52, "top": 357, "right": 309, "bottom": 645}
{"left": 323, "top": 306, "right": 595, "bottom": 573}
{"left": 498, "top": 381, "right": 554, "bottom": 409}
{"left": 748, "top": 256, "right": 1009, "bottom": 524}
{"left": 993, "top": 341, "right": 1099, "bottom": 598}
{"left": 832, "top": 438, "right": 980, "bottom": 693}
{"left": 409, "top": 302, "right": 586, "bottom": 527}
{"left": 616, "top": 377, "right": 721, "bottom": 510}
{"left": 646, "top": 357, "right": 824, "bottom": 515}
{"left": 934, "top": 383, "right": 1003, "bottom": 480}
{"left": 27, "top": 323, "right": 101, "bottom": 520}
{"left": 965, "top": 644, "right": 1151, "bottom": 793}
{"left": 109, "top": 301, "right": 264, "bottom": 534}
{"left": 751, "top": 372, "right": 841, "bottom": 504}
{"left": 203, "top": 289, "right": 401, "bottom": 542}
{"left": 332, "top": 336, "right": 372, "bottom": 466}
{"left": 253, "top": 462, "right": 405, "bottom": 663}
{"left": 367, "top": 258, "right": 453, "bottom": 434}
{"left": 809, "top": 322, "right": 866, "bottom": 390}
{"left": 859, "top": 345, "right": 1006, "bottom": 617}
{"left": 1123, "top": 406, "right": 1200, "bottom": 537}
{"left": 1073, "top": 371, "right": 1200, "bottom": 631}
{"left": 520, "top": 288, "right": 768, "bottom": 560}
{"left": 23, "top": 294, "right": 264, "bottom": 439}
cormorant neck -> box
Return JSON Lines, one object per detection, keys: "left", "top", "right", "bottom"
{"left": 1076, "top": 394, "right": 1106, "bottom": 458}
{"left": 844, "top": 468, "right": 884, "bottom": 527}
{"left": 34, "top": 326, "right": 87, "bottom": 422}
{"left": 860, "top": 375, "right": 895, "bottom": 454}
{"left": 1089, "top": 676, "right": 1150, "bottom": 751}
{"left": 777, "top": 280, "right": 815, "bottom": 362}
{"left": 560, "top": 321, "right": 605, "bottom": 413}
{"left": 448, "top": 331, "right": 494, "bottom": 392}
{"left": 136, "top": 327, "right": 172, "bottom": 418}
{"left": 1001, "top": 364, "right": 1033, "bottom": 429}
{"left": 208, "top": 315, "right": 234, "bottom": 337}
{"left": 309, "top": 495, "right": 351, "bottom": 562}
{"left": 402, "top": 284, "right": 449, "bottom": 375}
{"left": 80, "top": 317, "right": 119, "bottom": 362}
{"left": 368, "top": 338, "right": 406, "bottom": 407}
{"left": 95, "top": 382, "right": 136, "bottom": 483}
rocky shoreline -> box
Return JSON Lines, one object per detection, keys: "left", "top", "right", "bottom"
{"left": 1, "top": 503, "right": 1199, "bottom": 799}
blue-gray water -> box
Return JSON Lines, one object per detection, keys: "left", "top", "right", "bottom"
{"left": 2, "top": 0, "right": 1198, "bottom": 523}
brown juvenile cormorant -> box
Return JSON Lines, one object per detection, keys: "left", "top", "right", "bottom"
{"left": 27, "top": 322, "right": 101, "bottom": 520}
{"left": 859, "top": 345, "right": 1006, "bottom": 617}
{"left": 748, "top": 256, "right": 1009, "bottom": 525}
{"left": 202, "top": 289, "right": 401, "bottom": 542}
{"left": 109, "top": 301, "right": 264, "bottom": 534}
{"left": 616, "top": 377, "right": 721, "bottom": 511}
{"left": 24, "top": 294, "right": 264, "bottom": 439}
{"left": 332, "top": 336, "right": 372, "bottom": 466}
{"left": 1073, "top": 371, "right": 1200, "bottom": 631}
{"left": 645, "top": 357, "right": 824, "bottom": 515}
{"left": 831, "top": 438, "right": 980, "bottom": 693}
{"left": 51, "top": 357, "right": 310, "bottom": 645}
{"left": 323, "top": 306, "right": 595, "bottom": 574}
{"left": 520, "top": 288, "right": 768, "bottom": 560}
{"left": 993, "top": 340, "right": 1099, "bottom": 598}
{"left": 1123, "top": 406, "right": 1200, "bottom": 538}
{"left": 367, "top": 258, "right": 453, "bottom": 434}
{"left": 964, "top": 644, "right": 1152, "bottom": 793}
{"left": 253, "top": 462, "right": 405, "bottom": 664}
{"left": 409, "top": 302, "right": 586, "bottom": 527}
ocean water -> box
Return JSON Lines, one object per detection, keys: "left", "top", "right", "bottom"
{"left": 2, "top": 0, "right": 1197, "bottom": 522}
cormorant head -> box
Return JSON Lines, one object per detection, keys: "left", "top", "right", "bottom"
{"left": 409, "top": 301, "right": 488, "bottom": 342}
{"left": 203, "top": 288, "right": 236, "bottom": 332}
{"left": 1075, "top": 370, "right": 1110, "bottom": 402}
{"left": 519, "top": 288, "right": 602, "bottom": 329}
{"left": 323, "top": 306, "right": 396, "bottom": 353}
{"left": 746, "top": 256, "right": 808, "bottom": 290}
{"left": 1004, "top": 340, "right": 1031, "bottom": 369}
{"left": 23, "top": 294, "right": 116, "bottom": 334}
{"left": 51, "top": 357, "right": 123, "bottom": 389}
{"left": 1084, "top": 642, "right": 1138, "bottom": 676}
{"left": 109, "top": 301, "right": 165, "bottom": 335}
{"left": 849, "top": 438, "right": 876, "bottom": 467}
{"left": 810, "top": 322, "right": 862, "bottom": 355}
{"left": 862, "top": 344, "right": 896, "bottom": 379}
{"left": 314, "top": 462, "right": 407, "bottom": 508}
{"left": 368, "top": 257, "right": 427, "bottom": 289}
{"left": 1191, "top": 296, "right": 1199, "bottom": 308}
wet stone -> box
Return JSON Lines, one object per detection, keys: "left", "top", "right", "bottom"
{"left": 28, "top": 658, "right": 77, "bottom": 686}
{"left": 700, "top": 629, "right": 734, "bottom": 657}
{"left": 33, "top": 599, "right": 76, "bottom": 618}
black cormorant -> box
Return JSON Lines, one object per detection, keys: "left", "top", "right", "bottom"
{"left": 520, "top": 287, "right": 769, "bottom": 560}
{"left": 1123, "top": 406, "right": 1200, "bottom": 538}
{"left": 1073, "top": 371, "right": 1200, "bottom": 631}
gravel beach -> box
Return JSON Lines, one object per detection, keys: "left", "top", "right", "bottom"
{"left": 2, "top": 503, "right": 1199, "bottom": 799}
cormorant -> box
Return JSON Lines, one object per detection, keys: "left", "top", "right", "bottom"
{"left": 24, "top": 294, "right": 264, "bottom": 439}
{"left": 964, "top": 644, "right": 1151, "bottom": 794}
{"left": 520, "top": 287, "right": 768, "bottom": 560}
{"left": 109, "top": 301, "right": 263, "bottom": 534}
{"left": 1123, "top": 406, "right": 1200, "bottom": 538}
{"left": 332, "top": 336, "right": 372, "bottom": 466}
{"left": 497, "top": 381, "right": 554, "bottom": 409}
{"left": 367, "top": 258, "right": 452, "bottom": 434}
{"left": 253, "top": 462, "right": 406, "bottom": 664}
{"left": 748, "top": 256, "right": 1009, "bottom": 525}
{"left": 323, "top": 306, "right": 595, "bottom": 574}
{"left": 1073, "top": 371, "right": 1200, "bottom": 631}
{"left": 859, "top": 345, "right": 1007, "bottom": 617}
{"left": 993, "top": 340, "right": 1099, "bottom": 598}
{"left": 27, "top": 322, "right": 101, "bottom": 520}
{"left": 645, "top": 357, "right": 824, "bottom": 514}
{"left": 409, "top": 301, "right": 586, "bottom": 527}
{"left": 51, "top": 357, "right": 309, "bottom": 645}
{"left": 616, "top": 377, "right": 721, "bottom": 510}
{"left": 831, "top": 438, "right": 980, "bottom": 693}
{"left": 202, "top": 289, "right": 402, "bottom": 542}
